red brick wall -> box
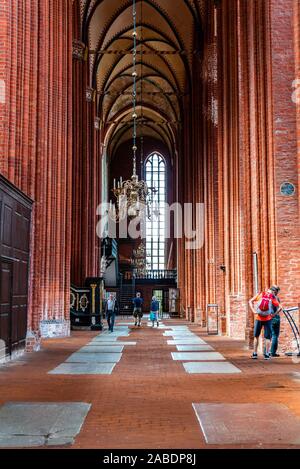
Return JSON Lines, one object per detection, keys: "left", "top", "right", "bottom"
{"left": 0, "top": 1, "right": 8, "bottom": 160}
{"left": 269, "top": 0, "right": 300, "bottom": 350}
{"left": 0, "top": 0, "right": 73, "bottom": 332}
{"left": 1, "top": 0, "right": 299, "bottom": 350}
{"left": 295, "top": 0, "right": 300, "bottom": 224}
{"left": 178, "top": 0, "right": 300, "bottom": 349}
{"left": 71, "top": 0, "right": 103, "bottom": 286}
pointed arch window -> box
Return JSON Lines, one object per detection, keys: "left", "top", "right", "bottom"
{"left": 145, "top": 152, "right": 166, "bottom": 270}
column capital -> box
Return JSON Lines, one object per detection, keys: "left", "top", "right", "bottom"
{"left": 94, "top": 117, "right": 101, "bottom": 130}
{"left": 72, "top": 39, "right": 88, "bottom": 61}
{"left": 86, "top": 87, "right": 96, "bottom": 102}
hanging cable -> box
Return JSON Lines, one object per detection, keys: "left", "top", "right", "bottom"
{"left": 140, "top": 0, "right": 144, "bottom": 179}
{"left": 132, "top": 0, "right": 137, "bottom": 176}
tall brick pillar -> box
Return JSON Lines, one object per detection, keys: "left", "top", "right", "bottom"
{"left": 71, "top": 0, "right": 102, "bottom": 287}
{"left": 177, "top": 0, "right": 299, "bottom": 350}
{"left": 269, "top": 0, "right": 300, "bottom": 348}
{"left": 215, "top": 0, "right": 300, "bottom": 347}
{"left": 0, "top": 0, "right": 73, "bottom": 344}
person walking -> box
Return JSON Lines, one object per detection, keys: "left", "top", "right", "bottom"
{"left": 270, "top": 286, "right": 281, "bottom": 357}
{"left": 249, "top": 286, "right": 282, "bottom": 360}
{"left": 150, "top": 296, "right": 160, "bottom": 327}
{"left": 133, "top": 292, "right": 143, "bottom": 327}
{"left": 105, "top": 293, "right": 119, "bottom": 333}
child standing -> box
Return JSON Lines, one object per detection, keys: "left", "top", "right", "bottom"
{"left": 150, "top": 296, "right": 160, "bottom": 327}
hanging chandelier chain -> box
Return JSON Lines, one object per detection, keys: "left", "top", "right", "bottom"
{"left": 111, "top": 0, "right": 156, "bottom": 222}
{"left": 132, "top": 0, "right": 137, "bottom": 176}
{"left": 140, "top": 0, "right": 144, "bottom": 175}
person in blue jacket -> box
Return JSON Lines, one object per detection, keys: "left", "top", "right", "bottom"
{"left": 132, "top": 292, "right": 143, "bottom": 327}
{"left": 150, "top": 296, "right": 160, "bottom": 328}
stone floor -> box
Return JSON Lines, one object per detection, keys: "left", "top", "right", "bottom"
{"left": 1, "top": 317, "right": 300, "bottom": 449}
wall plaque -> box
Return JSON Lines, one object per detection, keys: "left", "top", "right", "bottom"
{"left": 280, "top": 182, "right": 295, "bottom": 196}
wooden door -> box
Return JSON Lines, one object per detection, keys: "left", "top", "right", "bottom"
{"left": 0, "top": 176, "right": 32, "bottom": 355}
{"left": 0, "top": 259, "right": 12, "bottom": 357}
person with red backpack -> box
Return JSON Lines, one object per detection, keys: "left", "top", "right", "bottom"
{"left": 249, "top": 286, "right": 282, "bottom": 360}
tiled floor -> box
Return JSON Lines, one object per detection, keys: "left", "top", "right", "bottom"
{"left": 171, "top": 351, "right": 226, "bottom": 361}
{"left": 192, "top": 403, "right": 300, "bottom": 445}
{"left": 49, "top": 326, "right": 135, "bottom": 375}
{"left": 1, "top": 318, "right": 300, "bottom": 449}
{"left": 166, "top": 329, "right": 239, "bottom": 372}
{"left": 0, "top": 402, "right": 91, "bottom": 447}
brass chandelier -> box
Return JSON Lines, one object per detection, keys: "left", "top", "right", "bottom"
{"left": 112, "top": 0, "right": 155, "bottom": 220}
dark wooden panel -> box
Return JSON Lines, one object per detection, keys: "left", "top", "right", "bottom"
{"left": 0, "top": 175, "right": 33, "bottom": 355}
{"left": 11, "top": 260, "right": 28, "bottom": 348}
{"left": 3, "top": 204, "right": 12, "bottom": 248}
{"left": 0, "top": 260, "right": 12, "bottom": 356}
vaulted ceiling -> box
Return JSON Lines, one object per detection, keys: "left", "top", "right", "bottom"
{"left": 79, "top": 0, "right": 204, "bottom": 157}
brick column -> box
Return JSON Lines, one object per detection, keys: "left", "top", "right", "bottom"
{"left": 269, "top": 0, "right": 300, "bottom": 348}
{"left": 214, "top": 0, "right": 300, "bottom": 348}
{"left": 71, "top": 0, "right": 102, "bottom": 286}
{"left": 295, "top": 0, "right": 300, "bottom": 222}
{"left": 0, "top": 0, "right": 73, "bottom": 343}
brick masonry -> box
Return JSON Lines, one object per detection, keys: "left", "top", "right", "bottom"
{"left": 0, "top": 0, "right": 73, "bottom": 334}
{"left": 2, "top": 322, "right": 300, "bottom": 449}
{"left": 0, "top": 0, "right": 299, "bottom": 352}
{"left": 177, "top": 0, "right": 300, "bottom": 350}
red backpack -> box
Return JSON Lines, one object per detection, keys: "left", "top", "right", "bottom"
{"left": 256, "top": 292, "right": 274, "bottom": 317}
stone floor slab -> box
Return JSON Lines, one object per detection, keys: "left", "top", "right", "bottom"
{"left": 0, "top": 435, "right": 45, "bottom": 447}
{"left": 91, "top": 337, "right": 119, "bottom": 342}
{"left": 0, "top": 402, "right": 91, "bottom": 447}
{"left": 164, "top": 331, "right": 195, "bottom": 336}
{"left": 79, "top": 345, "right": 124, "bottom": 353}
{"left": 183, "top": 362, "right": 241, "bottom": 374}
{"left": 165, "top": 334, "right": 198, "bottom": 340}
{"left": 166, "top": 335, "right": 200, "bottom": 340}
{"left": 167, "top": 339, "right": 207, "bottom": 345}
{"left": 66, "top": 352, "right": 122, "bottom": 363}
{"left": 176, "top": 345, "right": 214, "bottom": 351}
{"left": 192, "top": 403, "right": 300, "bottom": 445}
{"left": 166, "top": 333, "right": 203, "bottom": 337}
{"left": 172, "top": 352, "right": 224, "bottom": 361}
{"left": 100, "top": 333, "right": 129, "bottom": 337}
{"left": 87, "top": 341, "right": 136, "bottom": 346}
{"left": 170, "top": 326, "right": 189, "bottom": 329}
{"left": 146, "top": 323, "right": 168, "bottom": 328}
{"left": 48, "top": 363, "right": 116, "bottom": 374}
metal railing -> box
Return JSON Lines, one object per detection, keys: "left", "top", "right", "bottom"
{"left": 123, "top": 269, "right": 177, "bottom": 281}
{"left": 283, "top": 306, "right": 300, "bottom": 356}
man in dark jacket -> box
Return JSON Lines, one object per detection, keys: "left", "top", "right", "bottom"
{"left": 104, "top": 293, "right": 119, "bottom": 333}
{"left": 132, "top": 292, "right": 143, "bottom": 327}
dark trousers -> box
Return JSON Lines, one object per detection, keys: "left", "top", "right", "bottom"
{"left": 271, "top": 319, "right": 280, "bottom": 355}
{"left": 107, "top": 310, "right": 116, "bottom": 332}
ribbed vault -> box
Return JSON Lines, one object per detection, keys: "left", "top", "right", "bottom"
{"left": 79, "top": 0, "right": 203, "bottom": 158}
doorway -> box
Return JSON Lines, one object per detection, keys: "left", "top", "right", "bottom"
{"left": 152, "top": 289, "right": 169, "bottom": 317}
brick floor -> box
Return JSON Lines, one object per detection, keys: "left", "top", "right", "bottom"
{"left": 1, "top": 319, "right": 300, "bottom": 449}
